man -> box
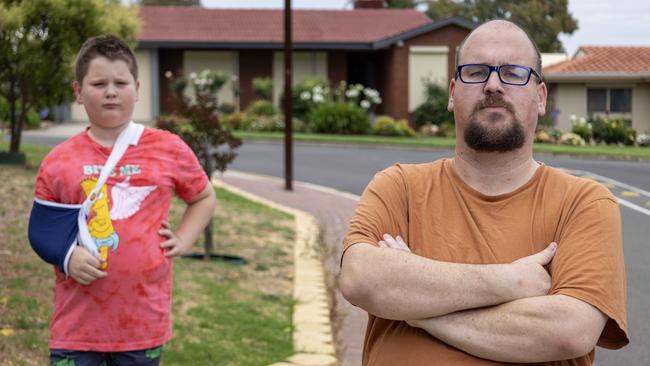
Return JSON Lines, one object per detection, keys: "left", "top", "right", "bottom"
{"left": 339, "top": 20, "right": 628, "bottom": 365}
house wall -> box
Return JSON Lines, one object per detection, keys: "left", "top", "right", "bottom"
{"left": 408, "top": 46, "right": 448, "bottom": 111}
{"left": 327, "top": 51, "right": 347, "bottom": 88}
{"left": 272, "top": 52, "right": 328, "bottom": 106}
{"left": 71, "top": 49, "right": 154, "bottom": 122}
{"left": 554, "top": 84, "right": 587, "bottom": 132}
{"left": 239, "top": 50, "right": 273, "bottom": 110}
{"left": 633, "top": 83, "right": 650, "bottom": 133}
{"left": 183, "top": 51, "right": 238, "bottom": 107}
{"left": 158, "top": 48, "right": 184, "bottom": 115}
{"left": 381, "top": 24, "right": 469, "bottom": 120}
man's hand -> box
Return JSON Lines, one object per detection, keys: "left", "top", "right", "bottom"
{"left": 379, "top": 234, "right": 411, "bottom": 252}
{"left": 159, "top": 220, "right": 192, "bottom": 257}
{"left": 68, "top": 246, "right": 107, "bottom": 285}
{"left": 508, "top": 242, "right": 556, "bottom": 298}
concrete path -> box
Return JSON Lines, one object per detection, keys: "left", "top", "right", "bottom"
{"left": 217, "top": 171, "right": 366, "bottom": 366}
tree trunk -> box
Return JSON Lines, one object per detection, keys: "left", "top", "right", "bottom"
{"left": 203, "top": 221, "right": 213, "bottom": 260}
{"left": 202, "top": 144, "right": 214, "bottom": 259}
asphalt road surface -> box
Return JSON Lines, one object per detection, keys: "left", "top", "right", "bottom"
{"left": 229, "top": 141, "right": 650, "bottom": 366}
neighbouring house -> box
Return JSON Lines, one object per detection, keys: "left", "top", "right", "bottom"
{"left": 543, "top": 46, "right": 650, "bottom": 134}
{"left": 71, "top": 1, "right": 473, "bottom": 123}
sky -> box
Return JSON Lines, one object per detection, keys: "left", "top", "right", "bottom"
{"left": 201, "top": 0, "right": 650, "bottom": 56}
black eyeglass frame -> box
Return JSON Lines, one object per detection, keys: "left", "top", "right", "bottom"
{"left": 455, "top": 64, "right": 543, "bottom": 86}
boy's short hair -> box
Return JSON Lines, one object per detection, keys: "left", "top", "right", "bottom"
{"left": 75, "top": 35, "right": 138, "bottom": 83}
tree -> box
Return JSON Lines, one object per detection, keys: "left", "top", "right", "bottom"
{"left": 425, "top": 0, "right": 578, "bottom": 52}
{"left": 0, "top": 0, "right": 140, "bottom": 154}
{"left": 137, "top": 0, "right": 200, "bottom": 5}
{"left": 156, "top": 70, "right": 242, "bottom": 259}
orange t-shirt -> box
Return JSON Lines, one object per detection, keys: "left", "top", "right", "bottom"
{"left": 343, "top": 159, "right": 628, "bottom": 366}
{"left": 34, "top": 127, "right": 208, "bottom": 352}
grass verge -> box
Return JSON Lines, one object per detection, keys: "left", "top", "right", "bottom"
{"left": 234, "top": 131, "right": 650, "bottom": 160}
{"left": 0, "top": 150, "right": 295, "bottom": 365}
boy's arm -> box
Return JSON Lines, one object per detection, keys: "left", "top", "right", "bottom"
{"left": 159, "top": 184, "right": 217, "bottom": 256}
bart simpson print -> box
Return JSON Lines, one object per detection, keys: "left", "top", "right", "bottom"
{"left": 81, "top": 178, "right": 119, "bottom": 270}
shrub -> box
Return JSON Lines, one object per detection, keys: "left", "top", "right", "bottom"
{"left": 559, "top": 132, "right": 586, "bottom": 146}
{"left": 636, "top": 133, "right": 650, "bottom": 147}
{"left": 222, "top": 112, "right": 251, "bottom": 130}
{"left": 570, "top": 115, "right": 592, "bottom": 143}
{"left": 307, "top": 102, "right": 370, "bottom": 134}
{"left": 247, "top": 100, "right": 277, "bottom": 117}
{"left": 252, "top": 77, "right": 273, "bottom": 100}
{"left": 535, "top": 126, "right": 562, "bottom": 144}
{"left": 413, "top": 82, "right": 454, "bottom": 128}
{"left": 284, "top": 78, "right": 330, "bottom": 120}
{"left": 591, "top": 117, "right": 630, "bottom": 145}
{"left": 373, "top": 115, "right": 399, "bottom": 136}
{"left": 247, "top": 115, "right": 284, "bottom": 132}
{"left": 624, "top": 127, "right": 637, "bottom": 146}
{"left": 372, "top": 115, "right": 415, "bottom": 137}
{"left": 218, "top": 102, "right": 236, "bottom": 114}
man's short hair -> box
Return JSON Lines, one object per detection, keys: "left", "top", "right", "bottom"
{"left": 75, "top": 35, "right": 138, "bottom": 83}
{"left": 455, "top": 19, "right": 543, "bottom": 79}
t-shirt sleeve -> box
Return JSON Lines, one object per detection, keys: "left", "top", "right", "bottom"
{"left": 171, "top": 136, "right": 209, "bottom": 203}
{"left": 34, "top": 153, "right": 57, "bottom": 201}
{"left": 342, "top": 165, "right": 409, "bottom": 257}
{"left": 549, "top": 195, "right": 629, "bottom": 349}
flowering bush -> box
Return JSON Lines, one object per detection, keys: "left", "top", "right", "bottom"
{"left": 559, "top": 132, "right": 586, "bottom": 146}
{"left": 413, "top": 81, "right": 454, "bottom": 128}
{"left": 590, "top": 117, "right": 634, "bottom": 145}
{"left": 570, "top": 115, "right": 592, "bottom": 143}
{"left": 637, "top": 133, "right": 650, "bottom": 147}
{"left": 252, "top": 77, "right": 273, "bottom": 100}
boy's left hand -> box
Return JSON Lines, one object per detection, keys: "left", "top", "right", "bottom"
{"left": 159, "top": 220, "right": 192, "bottom": 257}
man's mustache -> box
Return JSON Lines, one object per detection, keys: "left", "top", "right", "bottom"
{"left": 473, "top": 94, "right": 515, "bottom": 114}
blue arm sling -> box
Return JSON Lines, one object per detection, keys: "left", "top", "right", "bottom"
{"left": 27, "top": 122, "right": 144, "bottom": 274}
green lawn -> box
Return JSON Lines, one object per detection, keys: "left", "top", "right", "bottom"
{"left": 234, "top": 131, "right": 650, "bottom": 160}
{"left": 0, "top": 144, "right": 295, "bottom": 366}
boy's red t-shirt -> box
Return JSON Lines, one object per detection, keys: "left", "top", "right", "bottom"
{"left": 34, "top": 127, "right": 209, "bottom": 351}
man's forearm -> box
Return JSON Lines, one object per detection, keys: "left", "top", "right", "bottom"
{"left": 409, "top": 294, "right": 607, "bottom": 363}
{"left": 339, "top": 243, "right": 546, "bottom": 320}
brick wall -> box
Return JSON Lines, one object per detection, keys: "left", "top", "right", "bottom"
{"left": 239, "top": 50, "right": 274, "bottom": 110}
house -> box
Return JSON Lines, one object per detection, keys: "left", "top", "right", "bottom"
{"left": 71, "top": 1, "right": 473, "bottom": 123}
{"left": 543, "top": 46, "right": 650, "bottom": 134}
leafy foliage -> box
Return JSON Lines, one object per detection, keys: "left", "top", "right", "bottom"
{"left": 372, "top": 115, "right": 416, "bottom": 137}
{"left": 0, "top": 0, "right": 140, "bottom": 153}
{"left": 251, "top": 77, "right": 273, "bottom": 100}
{"left": 426, "top": 0, "right": 578, "bottom": 52}
{"left": 307, "top": 102, "right": 370, "bottom": 135}
{"left": 412, "top": 81, "right": 454, "bottom": 128}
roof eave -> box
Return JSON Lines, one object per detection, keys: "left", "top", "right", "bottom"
{"left": 544, "top": 73, "right": 650, "bottom": 83}
{"left": 137, "top": 40, "right": 377, "bottom": 50}
{"left": 372, "top": 16, "right": 475, "bottom": 50}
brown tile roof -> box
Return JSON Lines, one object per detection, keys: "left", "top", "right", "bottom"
{"left": 138, "top": 6, "right": 433, "bottom": 44}
{"left": 544, "top": 46, "right": 650, "bottom": 75}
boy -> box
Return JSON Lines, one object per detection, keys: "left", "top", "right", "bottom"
{"left": 31, "top": 35, "right": 216, "bottom": 365}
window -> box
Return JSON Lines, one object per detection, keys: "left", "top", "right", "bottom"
{"left": 610, "top": 88, "right": 632, "bottom": 113}
{"left": 587, "top": 87, "right": 632, "bottom": 114}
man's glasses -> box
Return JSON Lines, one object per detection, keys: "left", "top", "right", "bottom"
{"left": 456, "top": 64, "right": 542, "bottom": 86}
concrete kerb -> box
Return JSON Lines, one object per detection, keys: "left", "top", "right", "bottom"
{"left": 211, "top": 177, "right": 338, "bottom": 366}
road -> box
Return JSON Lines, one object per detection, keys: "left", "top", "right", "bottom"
{"left": 229, "top": 141, "right": 650, "bottom": 366}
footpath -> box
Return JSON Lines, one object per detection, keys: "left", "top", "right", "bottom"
{"left": 217, "top": 171, "right": 366, "bottom": 366}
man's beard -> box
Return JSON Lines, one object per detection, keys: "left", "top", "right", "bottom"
{"left": 463, "top": 94, "right": 526, "bottom": 153}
